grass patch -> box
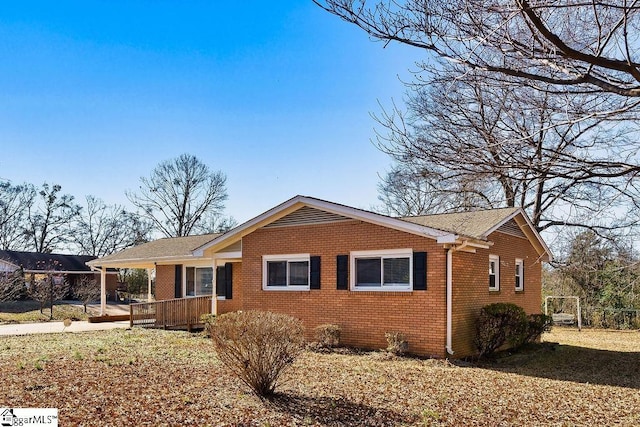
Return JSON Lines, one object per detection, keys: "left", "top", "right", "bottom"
{"left": 0, "top": 302, "right": 88, "bottom": 323}
{"left": 0, "top": 328, "right": 638, "bottom": 425}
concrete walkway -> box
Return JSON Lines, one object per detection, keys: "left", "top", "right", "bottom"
{"left": 0, "top": 320, "right": 130, "bottom": 336}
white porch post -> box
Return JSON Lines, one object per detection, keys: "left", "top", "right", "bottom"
{"left": 100, "top": 267, "right": 107, "bottom": 316}
{"left": 211, "top": 256, "right": 218, "bottom": 316}
{"left": 147, "top": 268, "right": 153, "bottom": 301}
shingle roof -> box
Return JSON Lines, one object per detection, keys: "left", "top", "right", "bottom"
{"left": 0, "top": 250, "right": 96, "bottom": 272}
{"left": 89, "top": 233, "right": 220, "bottom": 265}
{"left": 400, "top": 207, "right": 521, "bottom": 240}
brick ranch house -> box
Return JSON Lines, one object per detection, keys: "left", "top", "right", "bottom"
{"left": 88, "top": 195, "right": 551, "bottom": 358}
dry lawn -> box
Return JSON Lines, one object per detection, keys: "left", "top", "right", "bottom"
{"left": 0, "top": 327, "right": 638, "bottom": 426}
{"left": 0, "top": 301, "right": 89, "bottom": 323}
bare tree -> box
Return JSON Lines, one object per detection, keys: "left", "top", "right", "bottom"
{"left": 375, "top": 70, "right": 640, "bottom": 237}
{"left": 73, "top": 276, "right": 100, "bottom": 313}
{"left": 315, "top": 0, "right": 640, "bottom": 98}
{"left": 23, "top": 183, "right": 81, "bottom": 253}
{"left": 72, "top": 195, "right": 152, "bottom": 257}
{"left": 377, "top": 163, "right": 493, "bottom": 216}
{"left": 126, "top": 154, "right": 228, "bottom": 237}
{"left": 199, "top": 213, "right": 238, "bottom": 234}
{"left": 0, "top": 181, "right": 34, "bottom": 251}
{"left": 0, "top": 269, "right": 25, "bottom": 302}
{"left": 26, "top": 261, "right": 70, "bottom": 316}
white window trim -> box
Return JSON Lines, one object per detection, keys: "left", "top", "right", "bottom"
{"left": 262, "top": 254, "right": 310, "bottom": 291}
{"left": 184, "top": 265, "right": 214, "bottom": 297}
{"left": 489, "top": 254, "right": 500, "bottom": 291}
{"left": 350, "top": 248, "right": 413, "bottom": 292}
{"left": 515, "top": 258, "right": 524, "bottom": 291}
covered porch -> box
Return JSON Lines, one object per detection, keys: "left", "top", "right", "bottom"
{"left": 85, "top": 233, "right": 241, "bottom": 329}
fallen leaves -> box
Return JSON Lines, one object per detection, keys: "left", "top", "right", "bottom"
{"left": 0, "top": 327, "right": 638, "bottom": 426}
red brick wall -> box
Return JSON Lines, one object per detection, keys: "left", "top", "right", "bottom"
{"left": 217, "top": 261, "right": 243, "bottom": 314}
{"left": 239, "top": 221, "right": 448, "bottom": 357}
{"left": 451, "top": 231, "right": 543, "bottom": 356}
{"left": 155, "top": 265, "right": 175, "bottom": 301}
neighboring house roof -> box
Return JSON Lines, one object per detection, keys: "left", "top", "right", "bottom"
{"left": 87, "top": 233, "right": 220, "bottom": 268}
{"left": 401, "top": 207, "right": 521, "bottom": 240}
{"left": 0, "top": 250, "right": 96, "bottom": 273}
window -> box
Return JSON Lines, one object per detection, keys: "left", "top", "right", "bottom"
{"left": 489, "top": 255, "right": 500, "bottom": 291}
{"left": 185, "top": 267, "right": 213, "bottom": 296}
{"left": 515, "top": 258, "right": 524, "bottom": 291}
{"left": 351, "top": 249, "right": 412, "bottom": 291}
{"left": 263, "top": 254, "right": 310, "bottom": 290}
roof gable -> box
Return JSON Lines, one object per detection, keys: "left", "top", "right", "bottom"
{"left": 88, "top": 195, "right": 552, "bottom": 266}
{"left": 402, "top": 207, "right": 551, "bottom": 261}
{"left": 194, "top": 195, "right": 455, "bottom": 255}
{"left": 264, "top": 206, "right": 352, "bottom": 228}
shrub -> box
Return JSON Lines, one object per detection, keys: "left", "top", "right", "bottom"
{"left": 510, "top": 313, "right": 552, "bottom": 348}
{"left": 385, "top": 331, "right": 409, "bottom": 356}
{"left": 314, "top": 324, "right": 341, "bottom": 348}
{"left": 210, "top": 310, "right": 305, "bottom": 398}
{"left": 200, "top": 314, "right": 216, "bottom": 337}
{"left": 474, "top": 303, "right": 527, "bottom": 358}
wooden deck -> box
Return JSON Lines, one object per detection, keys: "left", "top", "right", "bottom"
{"left": 130, "top": 295, "right": 213, "bottom": 331}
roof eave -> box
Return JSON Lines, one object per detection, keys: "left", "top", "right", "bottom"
{"left": 484, "top": 208, "right": 553, "bottom": 262}
{"left": 86, "top": 254, "right": 205, "bottom": 269}
{"left": 193, "top": 195, "right": 453, "bottom": 256}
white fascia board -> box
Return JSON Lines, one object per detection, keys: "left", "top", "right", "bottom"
{"left": 192, "top": 196, "right": 305, "bottom": 256}
{"left": 301, "top": 197, "right": 451, "bottom": 239}
{"left": 482, "top": 208, "right": 523, "bottom": 237}
{"left": 194, "top": 195, "right": 455, "bottom": 257}
{"left": 436, "top": 234, "right": 458, "bottom": 244}
{"left": 485, "top": 208, "right": 553, "bottom": 262}
{"left": 87, "top": 255, "right": 204, "bottom": 269}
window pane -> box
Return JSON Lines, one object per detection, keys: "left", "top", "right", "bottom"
{"left": 186, "top": 267, "right": 195, "bottom": 296}
{"left": 289, "top": 261, "right": 309, "bottom": 286}
{"left": 356, "top": 258, "right": 381, "bottom": 287}
{"left": 267, "top": 261, "right": 287, "bottom": 286}
{"left": 196, "top": 267, "right": 213, "bottom": 295}
{"left": 383, "top": 257, "right": 410, "bottom": 285}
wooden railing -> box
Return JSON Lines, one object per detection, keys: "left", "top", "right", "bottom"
{"left": 130, "top": 295, "right": 213, "bottom": 331}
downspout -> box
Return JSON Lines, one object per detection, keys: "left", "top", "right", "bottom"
{"left": 100, "top": 267, "right": 107, "bottom": 316}
{"left": 446, "top": 241, "right": 471, "bottom": 356}
{"left": 446, "top": 248, "right": 454, "bottom": 356}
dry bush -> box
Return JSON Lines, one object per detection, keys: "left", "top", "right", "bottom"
{"left": 0, "top": 270, "right": 24, "bottom": 302}
{"left": 385, "top": 331, "right": 408, "bottom": 356}
{"left": 200, "top": 314, "right": 216, "bottom": 338}
{"left": 210, "top": 310, "right": 304, "bottom": 398}
{"left": 314, "top": 324, "right": 341, "bottom": 348}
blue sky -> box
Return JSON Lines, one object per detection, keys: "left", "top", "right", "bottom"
{"left": 0, "top": 1, "right": 422, "bottom": 223}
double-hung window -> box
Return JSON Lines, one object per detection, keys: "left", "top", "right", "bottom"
{"left": 515, "top": 258, "right": 524, "bottom": 291}
{"left": 186, "top": 266, "right": 213, "bottom": 296}
{"left": 351, "top": 249, "right": 412, "bottom": 291}
{"left": 489, "top": 255, "right": 500, "bottom": 291}
{"left": 263, "top": 254, "right": 310, "bottom": 290}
